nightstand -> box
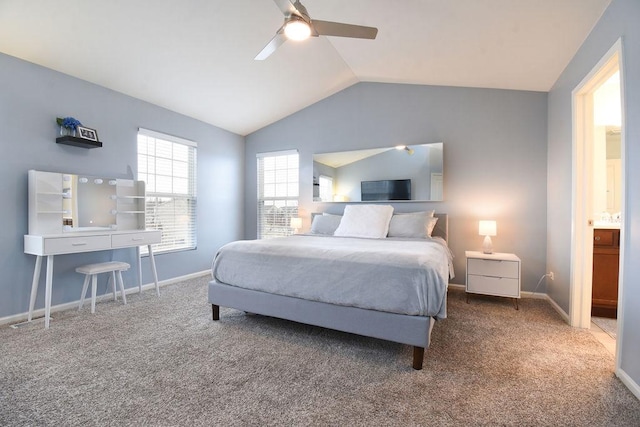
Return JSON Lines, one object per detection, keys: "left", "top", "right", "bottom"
{"left": 465, "top": 251, "right": 521, "bottom": 309}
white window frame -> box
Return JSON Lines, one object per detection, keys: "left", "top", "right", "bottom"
{"left": 137, "top": 128, "right": 197, "bottom": 255}
{"left": 257, "top": 150, "right": 299, "bottom": 239}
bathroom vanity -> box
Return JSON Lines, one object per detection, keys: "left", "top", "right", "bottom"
{"left": 592, "top": 226, "right": 620, "bottom": 318}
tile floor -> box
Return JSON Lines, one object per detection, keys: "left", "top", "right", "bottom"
{"left": 590, "top": 317, "right": 617, "bottom": 355}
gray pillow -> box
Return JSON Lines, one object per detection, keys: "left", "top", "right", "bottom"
{"left": 310, "top": 214, "right": 342, "bottom": 235}
{"left": 388, "top": 212, "right": 437, "bottom": 238}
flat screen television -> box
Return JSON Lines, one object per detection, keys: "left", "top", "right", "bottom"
{"left": 361, "top": 179, "right": 411, "bottom": 201}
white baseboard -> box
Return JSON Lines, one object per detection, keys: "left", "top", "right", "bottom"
{"left": 449, "top": 284, "right": 556, "bottom": 300}
{"left": 617, "top": 368, "right": 640, "bottom": 401}
{"left": 544, "top": 294, "right": 570, "bottom": 323}
{"left": 1, "top": 270, "right": 211, "bottom": 327}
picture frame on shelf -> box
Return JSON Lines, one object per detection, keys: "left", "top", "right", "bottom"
{"left": 77, "top": 126, "right": 99, "bottom": 142}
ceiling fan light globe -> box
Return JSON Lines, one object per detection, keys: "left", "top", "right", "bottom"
{"left": 284, "top": 20, "right": 311, "bottom": 41}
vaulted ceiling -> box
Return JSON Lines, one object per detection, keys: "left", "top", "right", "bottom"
{"left": 0, "top": 0, "right": 611, "bottom": 135}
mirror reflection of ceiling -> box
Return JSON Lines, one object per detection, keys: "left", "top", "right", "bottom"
{"left": 313, "top": 148, "right": 390, "bottom": 169}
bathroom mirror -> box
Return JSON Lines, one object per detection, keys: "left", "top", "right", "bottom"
{"left": 62, "top": 174, "right": 117, "bottom": 231}
{"left": 313, "top": 142, "right": 443, "bottom": 202}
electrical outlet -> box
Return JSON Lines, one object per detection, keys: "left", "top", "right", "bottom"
{"left": 548, "top": 271, "right": 555, "bottom": 281}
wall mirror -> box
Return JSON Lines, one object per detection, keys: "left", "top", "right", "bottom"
{"left": 62, "top": 174, "right": 117, "bottom": 231}
{"left": 313, "top": 142, "right": 443, "bottom": 202}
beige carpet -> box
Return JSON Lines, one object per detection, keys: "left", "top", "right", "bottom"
{"left": 1, "top": 276, "right": 639, "bottom": 426}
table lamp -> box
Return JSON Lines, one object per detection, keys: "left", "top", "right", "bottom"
{"left": 290, "top": 217, "right": 302, "bottom": 234}
{"left": 479, "top": 220, "right": 497, "bottom": 254}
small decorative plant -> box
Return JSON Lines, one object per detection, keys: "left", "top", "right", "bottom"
{"left": 56, "top": 117, "right": 82, "bottom": 132}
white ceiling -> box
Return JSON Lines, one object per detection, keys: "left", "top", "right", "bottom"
{"left": 0, "top": 0, "right": 611, "bottom": 136}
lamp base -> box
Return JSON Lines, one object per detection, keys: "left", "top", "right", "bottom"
{"left": 482, "top": 235, "right": 493, "bottom": 254}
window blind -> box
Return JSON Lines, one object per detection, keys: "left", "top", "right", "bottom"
{"left": 257, "top": 150, "right": 299, "bottom": 239}
{"left": 137, "top": 128, "right": 197, "bottom": 254}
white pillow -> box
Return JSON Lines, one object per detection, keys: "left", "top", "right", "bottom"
{"left": 388, "top": 212, "right": 432, "bottom": 238}
{"left": 310, "top": 214, "right": 342, "bottom": 235}
{"left": 394, "top": 210, "right": 435, "bottom": 217}
{"left": 427, "top": 217, "right": 439, "bottom": 237}
{"left": 334, "top": 205, "right": 394, "bottom": 239}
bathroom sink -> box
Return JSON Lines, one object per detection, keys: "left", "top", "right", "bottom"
{"left": 594, "top": 221, "right": 620, "bottom": 229}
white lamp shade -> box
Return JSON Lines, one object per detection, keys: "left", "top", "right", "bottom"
{"left": 290, "top": 217, "right": 302, "bottom": 229}
{"left": 478, "top": 220, "right": 497, "bottom": 236}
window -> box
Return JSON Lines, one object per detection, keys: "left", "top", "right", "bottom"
{"left": 257, "top": 150, "right": 299, "bottom": 239}
{"left": 318, "top": 175, "right": 333, "bottom": 202}
{"left": 137, "top": 128, "right": 197, "bottom": 254}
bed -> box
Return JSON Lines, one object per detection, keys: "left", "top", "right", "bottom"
{"left": 209, "top": 207, "right": 452, "bottom": 370}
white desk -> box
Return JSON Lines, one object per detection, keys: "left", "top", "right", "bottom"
{"left": 24, "top": 229, "right": 162, "bottom": 328}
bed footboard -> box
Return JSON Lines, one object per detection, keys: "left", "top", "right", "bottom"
{"left": 209, "top": 281, "right": 436, "bottom": 370}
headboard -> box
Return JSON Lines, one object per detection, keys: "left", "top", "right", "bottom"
{"left": 432, "top": 213, "right": 448, "bottom": 243}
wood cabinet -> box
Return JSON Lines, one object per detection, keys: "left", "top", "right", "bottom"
{"left": 592, "top": 228, "right": 620, "bottom": 318}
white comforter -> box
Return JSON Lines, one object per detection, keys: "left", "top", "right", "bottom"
{"left": 211, "top": 235, "right": 453, "bottom": 319}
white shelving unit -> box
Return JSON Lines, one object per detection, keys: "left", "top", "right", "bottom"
{"left": 29, "top": 170, "right": 66, "bottom": 235}
{"left": 114, "top": 180, "right": 146, "bottom": 231}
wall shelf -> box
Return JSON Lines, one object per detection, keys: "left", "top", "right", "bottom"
{"left": 56, "top": 135, "right": 103, "bottom": 149}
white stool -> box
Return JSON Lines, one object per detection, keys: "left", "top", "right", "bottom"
{"left": 77, "top": 261, "right": 130, "bottom": 313}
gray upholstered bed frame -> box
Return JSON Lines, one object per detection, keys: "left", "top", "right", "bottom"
{"left": 209, "top": 213, "right": 448, "bottom": 370}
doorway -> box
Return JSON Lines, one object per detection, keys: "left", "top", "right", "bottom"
{"left": 570, "top": 40, "right": 625, "bottom": 368}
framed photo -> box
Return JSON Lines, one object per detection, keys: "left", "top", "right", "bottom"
{"left": 77, "top": 126, "right": 99, "bottom": 142}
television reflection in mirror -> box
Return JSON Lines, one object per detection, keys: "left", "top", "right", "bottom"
{"left": 361, "top": 179, "right": 411, "bottom": 201}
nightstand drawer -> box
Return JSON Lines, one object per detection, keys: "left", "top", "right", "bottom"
{"left": 467, "top": 258, "right": 519, "bottom": 279}
{"left": 467, "top": 275, "right": 520, "bottom": 298}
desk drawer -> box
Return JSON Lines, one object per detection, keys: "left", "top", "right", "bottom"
{"left": 467, "top": 258, "right": 519, "bottom": 279}
{"left": 44, "top": 235, "right": 111, "bottom": 255}
{"left": 467, "top": 275, "right": 520, "bottom": 298}
{"left": 112, "top": 231, "right": 161, "bottom": 248}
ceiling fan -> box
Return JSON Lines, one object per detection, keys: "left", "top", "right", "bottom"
{"left": 255, "top": 0, "right": 378, "bottom": 60}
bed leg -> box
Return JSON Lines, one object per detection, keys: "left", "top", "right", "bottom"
{"left": 212, "top": 304, "right": 219, "bottom": 321}
{"left": 412, "top": 346, "right": 424, "bottom": 370}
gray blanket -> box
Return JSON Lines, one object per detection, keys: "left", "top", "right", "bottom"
{"left": 211, "top": 235, "right": 452, "bottom": 319}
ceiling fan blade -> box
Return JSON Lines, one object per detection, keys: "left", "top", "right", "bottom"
{"left": 272, "top": 0, "right": 300, "bottom": 17}
{"left": 255, "top": 31, "right": 287, "bottom": 60}
{"left": 312, "top": 20, "right": 378, "bottom": 39}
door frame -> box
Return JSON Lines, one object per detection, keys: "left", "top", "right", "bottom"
{"left": 570, "top": 39, "right": 625, "bottom": 371}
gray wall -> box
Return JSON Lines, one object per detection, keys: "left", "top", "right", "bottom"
{"left": 245, "top": 82, "right": 548, "bottom": 290}
{"left": 0, "top": 52, "right": 244, "bottom": 320}
{"left": 547, "top": 0, "right": 640, "bottom": 389}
